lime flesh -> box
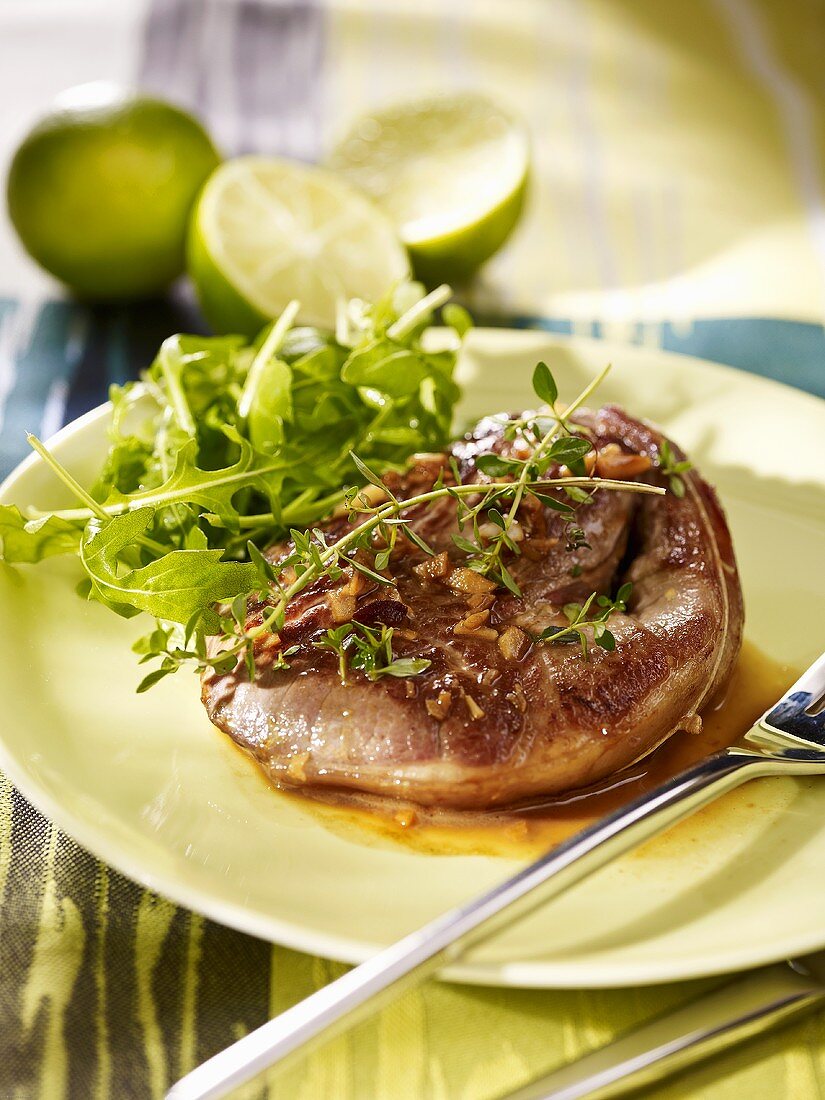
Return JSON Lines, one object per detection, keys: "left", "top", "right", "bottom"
{"left": 328, "top": 93, "right": 530, "bottom": 283}
{"left": 188, "top": 156, "right": 410, "bottom": 336}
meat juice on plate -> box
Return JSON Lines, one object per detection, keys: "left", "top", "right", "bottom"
{"left": 258, "top": 643, "right": 795, "bottom": 859}
{"left": 205, "top": 404, "right": 744, "bottom": 812}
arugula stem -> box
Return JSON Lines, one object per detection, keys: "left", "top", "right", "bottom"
{"left": 27, "top": 434, "right": 168, "bottom": 557}
{"left": 26, "top": 434, "right": 109, "bottom": 522}
{"left": 157, "top": 340, "right": 197, "bottom": 436}
{"left": 237, "top": 299, "right": 300, "bottom": 420}
{"left": 386, "top": 284, "right": 452, "bottom": 342}
{"left": 28, "top": 454, "right": 299, "bottom": 522}
{"left": 157, "top": 421, "right": 189, "bottom": 539}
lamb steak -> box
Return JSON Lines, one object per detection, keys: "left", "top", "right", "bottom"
{"left": 202, "top": 405, "right": 744, "bottom": 809}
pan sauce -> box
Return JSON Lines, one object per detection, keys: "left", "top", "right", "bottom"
{"left": 267, "top": 642, "right": 796, "bottom": 858}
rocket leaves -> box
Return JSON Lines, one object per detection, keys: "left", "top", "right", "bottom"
{"left": 97, "top": 430, "right": 296, "bottom": 529}
{"left": 246, "top": 357, "right": 293, "bottom": 454}
{"left": 80, "top": 508, "right": 258, "bottom": 627}
{"left": 0, "top": 505, "right": 82, "bottom": 563}
{"left": 0, "top": 281, "right": 469, "bottom": 683}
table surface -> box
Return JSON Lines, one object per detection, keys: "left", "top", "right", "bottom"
{"left": 1, "top": 2, "right": 824, "bottom": 1098}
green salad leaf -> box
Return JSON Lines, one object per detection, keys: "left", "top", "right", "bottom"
{"left": 246, "top": 357, "right": 293, "bottom": 453}
{"left": 2, "top": 281, "right": 470, "bottom": 679}
{"left": 0, "top": 505, "right": 82, "bottom": 562}
{"left": 98, "top": 430, "right": 298, "bottom": 529}
{"left": 80, "top": 508, "right": 258, "bottom": 627}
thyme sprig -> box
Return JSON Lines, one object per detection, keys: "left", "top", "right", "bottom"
{"left": 239, "top": 474, "right": 660, "bottom": 645}
{"left": 536, "top": 582, "right": 633, "bottom": 658}
{"left": 314, "top": 622, "right": 430, "bottom": 684}
{"left": 450, "top": 361, "right": 611, "bottom": 594}
{"left": 658, "top": 439, "right": 693, "bottom": 499}
{"left": 128, "top": 468, "right": 663, "bottom": 690}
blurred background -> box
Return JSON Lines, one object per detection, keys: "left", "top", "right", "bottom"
{"left": 1, "top": 1, "right": 825, "bottom": 1098}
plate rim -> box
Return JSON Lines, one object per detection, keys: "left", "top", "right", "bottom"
{"left": 2, "top": 328, "right": 825, "bottom": 989}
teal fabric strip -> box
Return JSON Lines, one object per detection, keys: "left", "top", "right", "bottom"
{"left": 2, "top": 301, "right": 822, "bottom": 483}
{"left": 0, "top": 301, "right": 88, "bottom": 478}
{"left": 0, "top": 295, "right": 208, "bottom": 480}
{"left": 504, "top": 315, "right": 825, "bottom": 398}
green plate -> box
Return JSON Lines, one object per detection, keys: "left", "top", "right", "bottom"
{"left": 1, "top": 329, "right": 824, "bottom": 988}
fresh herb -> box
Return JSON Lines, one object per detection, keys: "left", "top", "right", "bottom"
{"left": 658, "top": 439, "right": 692, "bottom": 498}
{"left": 0, "top": 282, "right": 466, "bottom": 672}
{"left": 108, "top": 360, "right": 662, "bottom": 687}
{"left": 449, "top": 361, "right": 610, "bottom": 593}
{"left": 536, "top": 582, "right": 633, "bottom": 658}
{"left": 2, "top": 283, "right": 671, "bottom": 692}
{"left": 314, "top": 621, "right": 431, "bottom": 684}
{"left": 0, "top": 506, "right": 82, "bottom": 562}
{"left": 158, "top": 359, "right": 662, "bottom": 687}
{"left": 132, "top": 614, "right": 228, "bottom": 694}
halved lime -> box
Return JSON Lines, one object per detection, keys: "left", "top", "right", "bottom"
{"left": 188, "top": 156, "right": 410, "bottom": 335}
{"left": 328, "top": 93, "right": 530, "bottom": 284}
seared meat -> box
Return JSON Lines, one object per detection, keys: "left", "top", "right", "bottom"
{"left": 202, "top": 406, "right": 743, "bottom": 809}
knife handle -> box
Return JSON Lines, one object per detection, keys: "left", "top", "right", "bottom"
{"left": 500, "top": 963, "right": 825, "bottom": 1100}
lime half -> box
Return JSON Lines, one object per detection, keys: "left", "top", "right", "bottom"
{"left": 328, "top": 93, "right": 530, "bottom": 284}
{"left": 188, "top": 156, "right": 410, "bottom": 335}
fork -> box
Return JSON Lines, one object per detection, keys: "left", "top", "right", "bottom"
{"left": 167, "top": 652, "right": 825, "bottom": 1100}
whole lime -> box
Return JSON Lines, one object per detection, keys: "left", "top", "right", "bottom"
{"left": 6, "top": 84, "right": 220, "bottom": 299}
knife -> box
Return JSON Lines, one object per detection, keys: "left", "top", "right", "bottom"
{"left": 498, "top": 953, "right": 825, "bottom": 1100}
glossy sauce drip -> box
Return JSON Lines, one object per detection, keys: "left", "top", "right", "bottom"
{"left": 273, "top": 642, "right": 797, "bottom": 858}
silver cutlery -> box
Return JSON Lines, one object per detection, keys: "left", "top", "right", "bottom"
{"left": 498, "top": 951, "right": 825, "bottom": 1099}
{"left": 167, "top": 652, "right": 825, "bottom": 1100}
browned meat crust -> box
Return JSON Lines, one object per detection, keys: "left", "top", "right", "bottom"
{"left": 202, "top": 405, "right": 744, "bottom": 809}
